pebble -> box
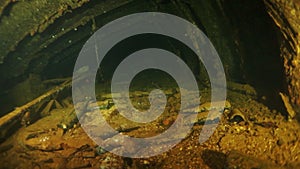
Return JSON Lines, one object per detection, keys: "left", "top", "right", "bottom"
{"left": 95, "top": 146, "right": 107, "bottom": 155}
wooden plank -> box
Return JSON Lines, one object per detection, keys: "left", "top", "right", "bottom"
{"left": 0, "top": 78, "right": 72, "bottom": 141}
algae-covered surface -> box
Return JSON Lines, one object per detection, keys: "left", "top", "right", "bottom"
{"left": 0, "top": 0, "right": 90, "bottom": 63}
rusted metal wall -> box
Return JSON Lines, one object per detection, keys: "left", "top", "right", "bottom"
{"left": 264, "top": 0, "right": 300, "bottom": 109}
{"left": 0, "top": 0, "right": 133, "bottom": 80}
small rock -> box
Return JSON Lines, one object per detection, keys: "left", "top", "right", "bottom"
{"left": 95, "top": 146, "right": 108, "bottom": 155}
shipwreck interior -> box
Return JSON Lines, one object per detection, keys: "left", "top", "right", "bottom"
{"left": 0, "top": 0, "right": 299, "bottom": 168}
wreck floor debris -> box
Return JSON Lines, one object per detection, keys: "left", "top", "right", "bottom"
{"left": 0, "top": 82, "right": 300, "bottom": 169}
